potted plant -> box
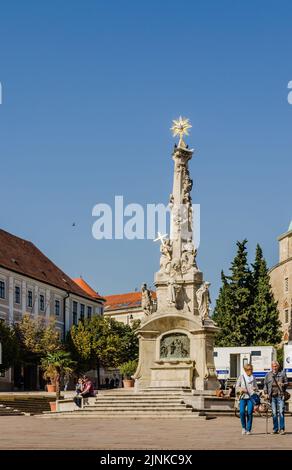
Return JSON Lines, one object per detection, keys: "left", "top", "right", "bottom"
{"left": 120, "top": 360, "right": 137, "bottom": 388}
{"left": 42, "top": 365, "right": 58, "bottom": 393}
{"left": 41, "top": 351, "right": 76, "bottom": 411}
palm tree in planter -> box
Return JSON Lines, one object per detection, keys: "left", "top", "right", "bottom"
{"left": 41, "top": 351, "right": 76, "bottom": 408}
{"left": 120, "top": 360, "right": 138, "bottom": 388}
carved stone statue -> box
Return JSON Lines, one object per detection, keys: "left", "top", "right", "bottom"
{"left": 141, "top": 283, "right": 153, "bottom": 315}
{"left": 159, "top": 238, "right": 173, "bottom": 274}
{"left": 160, "top": 238, "right": 172, "bottom": 260}
{"left": 167, "top": 279, "right": 180, "bottom": 307}
{"left": 196, "top": 281, "right": 211, "bottom": 324}
{"left": 181, "top": 238, "right": 198, "bottom": 273}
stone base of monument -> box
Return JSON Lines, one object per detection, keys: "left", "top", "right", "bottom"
{"left": 49, "top": 388, "right": 235, "bottom": 418}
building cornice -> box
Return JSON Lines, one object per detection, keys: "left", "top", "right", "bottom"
{"left": 269, "top": 257, "right": 292, "bottom": 274}
{"left": 278, "top": 230, "right": 292, "bottom": 242}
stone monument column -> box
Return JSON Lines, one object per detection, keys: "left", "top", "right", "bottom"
{"left": 133, "top": 117, "right": 219, "bottom": 392}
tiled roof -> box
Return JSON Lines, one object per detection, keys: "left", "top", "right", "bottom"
{"left": 0, "top": 228, "right": 102, "bottom": 303}
{"left": 73, "top": 277, "right": 105, "bottom": 302}
{"left": 104, "top": 291, "right": 156, "bottom": 312}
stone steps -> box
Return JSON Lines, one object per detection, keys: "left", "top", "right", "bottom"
{"left": 49, "top": 390, "right": 204, "bottom": 418}
{"left": 86, "top": 405, "right": 191, "bottom": 411}
{"left": 0, "top": 404, "right": 25, "bottom": 416}
{"left": 41, "top": 412, "right": 204, "bottom": 419}
{"left": 0, "top": 397, "right": 51, "bottom": 415}
{"left": 95, "top": 397, "right": 184, "bottom": 404}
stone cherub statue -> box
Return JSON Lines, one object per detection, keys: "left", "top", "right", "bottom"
{"left": 141, "top": 283, "right": 153, "bottom": 316}
{"left": 196, "top": 281, "right": 211, "bottom": 324}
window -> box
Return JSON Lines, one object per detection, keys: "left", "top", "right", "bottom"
{"left": 73, "top": 301, "right": 78, "bottom": 325}
{"left": 27, "top": 290, "right": 33, "bottom": 308}
{"left": 80, "top": 304, "right": 85, "bottom": 322}
{"left": 96, "top": 305, "right": 103, "bottom": 315}
{"left": 251, "top": 351, "right": 261, "bottom": 356}
{"left": 87, "top": 306, "right": 92, "bottom": 320}
{"left": 213, "top": 351, "right": 218, "bottom": 357}
{"left": 39, "top": 294, "right": 45, "bottom": 311}
{"left": 15, "top": 286, "right": 21, "bottom": 304}
{"left": 55, "top": 300, "right": 60, "bottom": 316}
{"left": 285, "top": 309, "right": 289, "bottom": 324}
{"left": 0, "top": 281, "right": 5, "bottom": 299}
{"left": 285, "top": 277, "right": 289, "bottom": 292}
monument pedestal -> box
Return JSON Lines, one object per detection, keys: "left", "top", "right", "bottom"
{"left": 134, "top": 311, "right": 219, "bottom": 392}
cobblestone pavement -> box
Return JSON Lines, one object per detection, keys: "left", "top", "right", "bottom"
{"left": 0, "top": 416, "right": 291, "bottom": 450}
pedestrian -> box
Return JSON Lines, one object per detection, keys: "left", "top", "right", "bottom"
{"left": 264, "top": 361, "right": 288, "bottom": 435}
{"left": 236, "top": 363, "right": 259, "bottom": 435}
{"left": 73, "top": 377, "right": 84, "bottom": 407}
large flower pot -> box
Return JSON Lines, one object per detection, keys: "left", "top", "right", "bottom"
{"left": 47, "top": 384, "right": 56, "bottom": 393}
{"left": 123, "top": 379, "right": 135, "bottom": 388}
{"left": 49, "top": 401, "right": 56, "bottom": 412}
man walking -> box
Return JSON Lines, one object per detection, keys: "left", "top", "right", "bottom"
{"left": 264, "top": 361, "right": 288, "bottom": 435}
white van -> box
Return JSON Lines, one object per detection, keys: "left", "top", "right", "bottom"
{"left": 214, "top": 346, "right": 277, "bottom": 386}
{"left": 284, "top": 344, "right": 292, "bottom": 381}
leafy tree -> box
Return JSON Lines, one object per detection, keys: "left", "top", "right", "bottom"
{"left": 67, "top": 316, "right": 139, "bottom": 382}
{"left": 213, "top": 240, "right": 253, "bottom": 346}
{"left": 250, "top": 244, "right": 282, "bottom": 345}
{"left": 0, "top": 321, "right": 19, "bottom": 371}
{"left": 14, "top": 314, "right": 61, "bottom": 365}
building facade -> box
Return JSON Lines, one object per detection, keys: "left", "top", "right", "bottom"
{"left": 0, "top": 229, "right": 105, "bottom": 390}
{"left": 269, "top": 221, "right": 292, "bottom": 343}
{"left": 104, "top": 291, "right": 156, "bottom": 325}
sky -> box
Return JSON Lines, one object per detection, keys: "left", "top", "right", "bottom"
{"left": 0, "top": 0, "right": 292, "bottom": 302}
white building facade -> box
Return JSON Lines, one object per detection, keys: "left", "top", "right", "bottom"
{"left": 0, "top": 229, "right": 105, "bottom": 390}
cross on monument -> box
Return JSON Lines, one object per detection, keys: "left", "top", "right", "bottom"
{"left": 153, "top": 232, "right": 168, "bottom": 246}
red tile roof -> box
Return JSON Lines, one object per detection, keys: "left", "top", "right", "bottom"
{"left": 104, "top": 291, "right": 156, "bottom": 312}
{"left": 73, "top": 278, "right": 105, "bottom": 302}
{"left": 0, "top": 229, "right": 102, "bottom": 303}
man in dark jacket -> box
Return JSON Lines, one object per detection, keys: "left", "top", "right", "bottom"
{"left": 264, "top": 361, "right": 288, "bottom": 435}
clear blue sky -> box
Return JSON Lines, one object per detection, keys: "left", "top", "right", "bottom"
{"left": 1, "top": 1, "right": 292, "bottom": 302}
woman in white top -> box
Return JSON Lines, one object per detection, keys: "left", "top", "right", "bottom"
{"left": 236, "top": 363, "right": 258, "bottom": 435}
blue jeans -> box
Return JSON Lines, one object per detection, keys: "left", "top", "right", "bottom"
{"left": 271, "top": 396, "right": 285, "bottom": 432}
{"left": 239, "top": 398, "right": 254, "bottom": 432}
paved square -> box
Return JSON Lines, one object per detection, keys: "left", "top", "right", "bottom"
{"left": 0, "top": 416, "right": 291, "bottom": 449}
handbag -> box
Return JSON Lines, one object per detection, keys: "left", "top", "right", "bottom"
{"left": 242, "top": 375, "right": 260, "bottom": 406}
{"left": 272, "top": 375, "right": 291, "bottom": 402}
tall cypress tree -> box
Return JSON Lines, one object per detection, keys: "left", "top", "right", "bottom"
{"left": 213, "top": 240, "right": 253, "bottom": 346}
{"left": 250, "top": 244, "right": 282, "bottom": 345}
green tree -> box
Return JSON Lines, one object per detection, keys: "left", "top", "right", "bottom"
{"left": 214, "top": 241, "right": 282, "bottom": 347}
{"left": 14, "top": 314, "right": 61, "bottom": 365}
{"left": 250, "top": 244, "right": 282, "bottom": 345}
{"left": 213, "top": 240, "right": 253, "bottom": 346}
{"left": 0, "top": 321, "right": 19, "bottom": 371}
{"left": 67, "top": 316, "right": 139, "bottom": 381}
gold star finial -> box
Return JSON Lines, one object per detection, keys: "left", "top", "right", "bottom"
{"left": 170, "top": 116, "right": 192, "bottom": 147}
